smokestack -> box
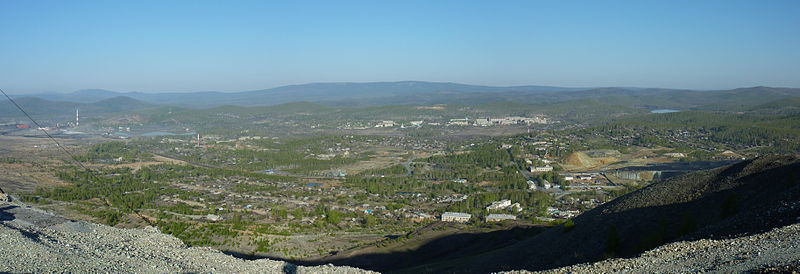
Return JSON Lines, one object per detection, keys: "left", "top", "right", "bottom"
{"left": 76, "top": 108, "right": 79, "bottom": 127}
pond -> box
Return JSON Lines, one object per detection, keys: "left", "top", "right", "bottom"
{"left": 650, "top": 109, "right": 680, "bottom": 114}
{"left": 139, "top": 131, "right": 197, "bottom": 137}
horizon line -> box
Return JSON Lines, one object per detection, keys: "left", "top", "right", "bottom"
{"left": 5, "top": 81, "right": 796, "bottom": 95}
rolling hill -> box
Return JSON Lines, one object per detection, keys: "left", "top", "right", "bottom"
{"left": 0, "top": 96, "right": 156, "bottom": 119}
{"left": 22, "top": 82, "right": 581, "bottom": 108}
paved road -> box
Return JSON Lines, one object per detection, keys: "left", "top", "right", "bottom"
{"left": 402, "top": 153, "right": 423, "bottom": 177}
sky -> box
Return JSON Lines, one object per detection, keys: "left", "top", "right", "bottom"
{"left": 1, "top": 0, "right": 799, "bottom": 94}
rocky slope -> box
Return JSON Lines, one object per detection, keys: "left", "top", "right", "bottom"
{"left": 0, "top": 199, "right": 372, "bottom": 273}
{"left": 512, "top": 222, "right": 800, "bottom": 273}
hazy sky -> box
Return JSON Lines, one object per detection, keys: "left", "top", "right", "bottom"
{"left": 2, "top": 0, "right": 799, "bottom": 93}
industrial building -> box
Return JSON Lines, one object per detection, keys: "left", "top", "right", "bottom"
{"left": 530, "top": 165, "right": 554, "bottom": 172}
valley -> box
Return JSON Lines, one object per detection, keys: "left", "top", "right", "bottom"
{"left": 3, "top": 1, "right": 799, "bottom": 272}
{"left": 2, "top": 83, "right": 798, "bottom": 272}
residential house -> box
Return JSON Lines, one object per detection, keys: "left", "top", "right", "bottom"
{"left": 487, "top": 199, "right": 512, "bottom": 210}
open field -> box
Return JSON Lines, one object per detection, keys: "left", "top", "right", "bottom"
{"left": 560, "top": 147, "right": 681, "bottom": 172}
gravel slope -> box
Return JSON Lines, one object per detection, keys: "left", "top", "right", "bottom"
{"left": 508, "top": 221, "right": 800, "bottom": 273}
{"left": 0, "top": 200, "right": 373, "bottom": 273}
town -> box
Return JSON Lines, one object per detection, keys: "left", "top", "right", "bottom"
{"left": 1, "top": 94, "right": 795, "bottom": 262}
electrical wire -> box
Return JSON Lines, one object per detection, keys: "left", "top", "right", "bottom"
{"left": 0, "top": 88, "right": 153, "bottom": 226}
{"left": 0, "top": 88, "right": 88, "bottom": 170}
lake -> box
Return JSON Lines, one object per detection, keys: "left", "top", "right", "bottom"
{"left": 650, "top": 109, "right": 680, "bottom": 114}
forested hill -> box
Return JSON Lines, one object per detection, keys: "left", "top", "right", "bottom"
{"left": 0, "top": 96, "right": 155, "bottom": 119}
{"left": 600, "top": 111, "right": 800, "bottom": 152}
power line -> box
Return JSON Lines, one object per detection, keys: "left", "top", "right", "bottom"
{"left": 0, "top": 88, "right": 88, "bottom": 170}
{"left": 1, "top": 88, "right": 153, "bottom": 226}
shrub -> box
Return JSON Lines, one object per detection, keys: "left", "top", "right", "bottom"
{"left": 563, "top": 219, "right": 575, "bottom": 232}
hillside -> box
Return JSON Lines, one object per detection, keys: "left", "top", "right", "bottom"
{"left": 375, "top": 155, "right": 800, "bottom": 273}
{"left": 1, "top": 154, "right": 798, "bottom": 273}
{"left": 748, "top": 97, "right": 800, "bottom": 115}
{"left": 0, "top": 96, "right": 156, "bottom": 119}
{"left": 519, "top": 222, "right": 800, "bottom": 273}
{"left": 0, "top": 198, "right": 372, "bottom": 273}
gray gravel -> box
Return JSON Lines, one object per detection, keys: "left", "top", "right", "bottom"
{"left": 506, "top": 221, "right": 800, "bottom": 273}
{"left": 0, "top": 200, "right": 374, "bottom": 273}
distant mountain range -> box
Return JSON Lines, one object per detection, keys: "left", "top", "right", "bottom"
{"left": 12, "top": 81, "right": 586, "bottom": 108}
{"left": 3, "top": 81, "right": 800, "bottom": 116}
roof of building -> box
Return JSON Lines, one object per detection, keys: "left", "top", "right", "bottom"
{"left": 442, "top": 212, "right": 472, "bottom": 218}
{"left": 486, "top": 214, "right": 516, "bottom": 219}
